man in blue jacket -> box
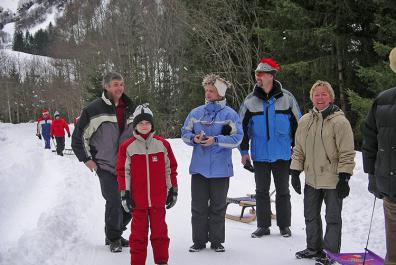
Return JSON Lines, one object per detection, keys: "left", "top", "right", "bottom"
{"left": 239, "top": 58, "right": 301, "bottom": 238}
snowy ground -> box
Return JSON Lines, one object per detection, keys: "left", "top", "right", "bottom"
{"left": 0, "top": 123, "right": 386, "bottom": 265}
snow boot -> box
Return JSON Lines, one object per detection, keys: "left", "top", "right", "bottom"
{"left": 280, "top": 227, "right": 292, "bottom": 237}
{"left": 210, "top": 243, "right": 225, "bottom": 252}
{"left": 189, "top": 243, "right": 206, "bottom": 252}
{"left": 295, "top": 248, "right": 326, "bottom": 259}
{"left": 315, "top": 255, "right": 335, "bottom": 265}
{"left": 105, "top": 236, "right": 129, "bottom": 247}
{"left": 251, "top": 227, "right": 270, "bottom": 238}
{"left": 108, "top": 239, "right": 122, "bottom": 253}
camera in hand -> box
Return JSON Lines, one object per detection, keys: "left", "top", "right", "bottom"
{"left": 243, "top": 160, "right": 255, "bottom": 172}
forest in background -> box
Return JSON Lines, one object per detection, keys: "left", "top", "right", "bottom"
{"left": 0, "top": 0, "right": 395, "bottom": 148}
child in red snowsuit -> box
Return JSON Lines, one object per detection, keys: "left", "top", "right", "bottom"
{"left": 116, "top": 104, "right": 178, "bottom": 265}
{"left": 50, "top": 111, "right": 71, "bottom": 156}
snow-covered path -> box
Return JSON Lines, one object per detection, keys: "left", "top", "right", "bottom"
{"left": 0, "top": 123, "right": 386, "bottom": 265}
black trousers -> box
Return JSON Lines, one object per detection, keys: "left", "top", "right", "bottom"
{"left": 253, "top": 160, "right": 291, "bottom": 229}
{"left": 97, "top": 168, "right": 132, "bottom": 241}
{"left": 304, "top": 184, "right": 343, "bottom": 253}
{"left": 191, "top": 174, "right": 229, "bottom": 245}
{"left": 55, "top": 136, "right": 65, "bottom": 156}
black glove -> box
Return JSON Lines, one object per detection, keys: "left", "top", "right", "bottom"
{"left": 243, "top": 160, "right": 255, "bottom": 172}
{"left": 51, "top": 136, "right": 55, "bottom": 139}
{"left": 36, "top": 133, "right": 42, "bottom": 140}
{"left": 221, "top": 124, "right": 232, "bottom": 136}
{"left": 166, "top": 187, "right": 178, "bottom": 209}
{"left": 67, "top": 133, "right": 71, "bottom": 138}
{"left": 290, "top": 169, "right": 301, "bottom": 194}
{"left": 336, "top": 173, "right": 351, "bottom": 199}
{"left": 121, "top": 190, "right": 134, "bottom": 213}
{"left": 368, "top": 174, "right": 383, "bottom": 199}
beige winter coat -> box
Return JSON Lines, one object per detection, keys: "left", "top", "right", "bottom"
{"left": 290, "top": 105, "right": 355, "bottom": 189}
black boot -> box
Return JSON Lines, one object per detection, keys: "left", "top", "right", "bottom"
{"left": 251, "top": 227, "right": 270, "bottom": 238}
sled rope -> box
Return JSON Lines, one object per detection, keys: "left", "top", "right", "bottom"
{"left": 363, "top": 197, "right": 376, "bottom": 265}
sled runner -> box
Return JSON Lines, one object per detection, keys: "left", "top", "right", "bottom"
{"left": 225, "top": 191, "right": 276, "bottom": 223}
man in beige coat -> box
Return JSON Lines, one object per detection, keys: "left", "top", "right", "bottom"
{"left": 290, "top": 80, "right": 355, "bottom": 265}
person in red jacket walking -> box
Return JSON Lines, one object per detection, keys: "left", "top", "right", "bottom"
{"left": 116, "top": 104, "right": 178, "bottom": 265}
{"left": 51, "top": 111, "right": 71, "bottom": 156}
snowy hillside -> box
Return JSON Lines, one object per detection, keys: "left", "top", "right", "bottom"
{"left": 0, "top": 123, "right": 386, "bottom": 265}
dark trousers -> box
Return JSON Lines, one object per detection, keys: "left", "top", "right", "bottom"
{"left": 97, "top": 168, "right": 132, "bottom": 241}
{"left": 384, "top": 197, "right": 396, "bottom": 265}
{"left": 191, "top": 174, "right": 229, "bottom": 245}
{"left": 55, "top": 137, "right": 65, "bottom": 156}
{"left": 253, "top": 160, "right": 291, "bottom": 228}
{"left": 304, "top": 185, "right": 343, "bottom": 253}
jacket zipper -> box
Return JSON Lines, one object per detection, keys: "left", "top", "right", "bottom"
{"left": 145, "top": 143, "right": 151, "bottom": 207}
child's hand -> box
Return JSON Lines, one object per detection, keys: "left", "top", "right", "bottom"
{"left": 166, "top": 187, "right": 178, "bottom": 209}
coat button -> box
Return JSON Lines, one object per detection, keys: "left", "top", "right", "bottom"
{"left": 391, "top": 172, "right": 395, "bottom": 175}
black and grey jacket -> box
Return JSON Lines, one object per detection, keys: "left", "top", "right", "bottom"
{"left": 362, "top": 86, "right": 396, "bottom": 201}
{"left": 72, "top": 92, "right": 135, "bottom": 174}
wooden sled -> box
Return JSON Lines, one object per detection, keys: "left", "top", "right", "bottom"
{"left": 225, "top": 191, "right": 276, "bottom": 223}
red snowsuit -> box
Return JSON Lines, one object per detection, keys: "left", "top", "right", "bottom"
{"left": 50, "top": 118, "right": 70, "bottom": 137}
{"left": 117, "top": 132, "right": 178, "bottom": 265}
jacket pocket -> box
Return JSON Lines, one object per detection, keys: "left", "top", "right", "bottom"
{"left": 275, "top": 114, "right": 290, "bottom": 136}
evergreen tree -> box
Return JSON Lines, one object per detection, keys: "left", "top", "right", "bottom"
{"left": 12, "top": 31, "right": 24, "bottom": 52}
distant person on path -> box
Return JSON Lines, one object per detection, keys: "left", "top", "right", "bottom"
{"left": 117, "top": 104, "right": 178, "bottom": 265}
{"left": 362, "top": 47, "right": 396, "bottom": 265}
{"left": 239, "top": 58, "right": 301, "bottom": 238}
{"left": 72, "top": 72, "right": 135, "bottom": 253}
{"left": 181, "top": 74, "right": 243, "bottom": 253}
{"left": 290, "top": 80, "right": 355, "bottom": 264}
{"left": 36, "top": 109, "right": 52, "bottom": 149}
{"left": 50, "top": 111, "right": 70, "bottom": 156}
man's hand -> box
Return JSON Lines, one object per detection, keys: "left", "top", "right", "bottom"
{"left": 241, "top": 154, "right": 250, "bottom": 165}
{"left": 36, "top": 133, "right": 42, "bottom": 140}
{"left": 200, "top": 136, "right": 214, "bottom": 146}
{"left": 85, "top": 160, "right": 97, "bottom": 172}
{"left": 368, "top": 174, "right": 383, "bottom": 199}
{"left": 121, "top": 190, "right": 134, "bottom": 213}
{"left": 290, "top": 169, "right": 301, "bottom": 194}
{"left": 166, "top": 187, "right": 178, "bottom": 209}
{"left": 336, "top": 173, "right": 351, "bottom": 199}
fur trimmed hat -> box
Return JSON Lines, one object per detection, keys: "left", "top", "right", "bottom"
{"left": 132, "top": 104, "right": 154, "bottom": 129}
{"left": 42, "top": 109, "right": 49, "bottom": 115}
{"left": 389, "top": 47, "right": 396, "bottom": 73}
{"left": 255, "top": 58, "right": 280, "bottom": 75}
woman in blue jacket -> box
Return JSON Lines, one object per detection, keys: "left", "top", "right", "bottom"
{"left": 181, "top": 74, "right": 243, "bottom": 253}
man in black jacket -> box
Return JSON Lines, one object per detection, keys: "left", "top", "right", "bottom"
{"left": 72, "top": 72, "right": 134, "bottom": 253}
{"left": 362, "top": 47, "right": 396, "bottom": 265}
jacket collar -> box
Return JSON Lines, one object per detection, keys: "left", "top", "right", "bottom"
{"left": 133, "top": 131, "right": 154, "bottom": 143}
{"left": 204, "top": 98, "right": 226, "bottom": 112}
{"left": 253, "top": 80, "right": 283, "bottom": 100}
{"left": 101, "top": 91, "right": 132, "bottom": 107}
{"left": 312, "top": 104, "right": 341, "bottom": 119}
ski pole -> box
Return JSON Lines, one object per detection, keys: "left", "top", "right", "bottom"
{"left": 362, "top": 196, "right": 377, "bottom": 265}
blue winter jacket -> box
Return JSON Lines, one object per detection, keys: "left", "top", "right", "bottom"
{"left": 181, "top": 99, "right": 243, "bottom": 178}
{"left": 239, "top": 80, "right": 301, "bottom": 162}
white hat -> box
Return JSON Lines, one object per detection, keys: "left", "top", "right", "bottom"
{"left": 389, "top": 47, "right": 396, "bottom": 73}
{"left": 214, "top": 79, "right": 228, "bottom": 97}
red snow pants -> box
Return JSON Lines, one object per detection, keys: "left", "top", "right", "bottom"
{"left": 130, "top": 207, "right": 169, "bottom": 265}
